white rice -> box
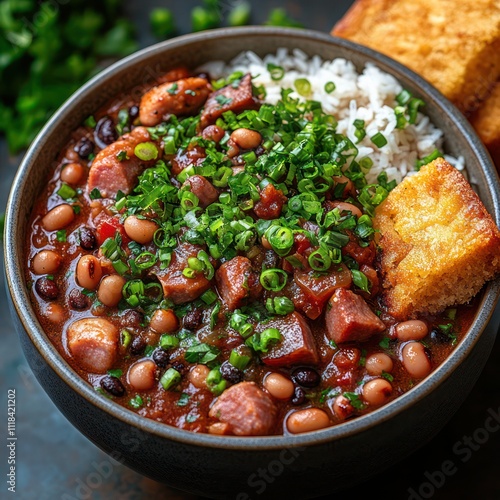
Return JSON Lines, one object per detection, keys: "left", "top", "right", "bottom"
{"left": 198, "top": 50, "right": 465, "bottom": 184}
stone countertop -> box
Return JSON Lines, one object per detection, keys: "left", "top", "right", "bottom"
{"left": 1, "top": 1, "right": 499, "bottom": 498}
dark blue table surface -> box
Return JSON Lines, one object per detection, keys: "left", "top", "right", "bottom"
{"left": 1, "top": 1, "right": 500, "bottom": 499}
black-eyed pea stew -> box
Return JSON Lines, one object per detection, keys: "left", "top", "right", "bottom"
{"left": 25, "top": 65, "right": 479, "bottom": 436}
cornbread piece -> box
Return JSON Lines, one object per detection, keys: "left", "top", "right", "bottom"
{"left": 373, "top": 158, "right": 500, "bottom": 319}
{"left": 469, "top": 81, "right": 500, "bottom": 167}
{"left": 332, "top": 0, "right": 500, "bottom": 114}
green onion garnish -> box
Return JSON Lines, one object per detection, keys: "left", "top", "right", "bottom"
{"left": 267, "top": 63, "right": 285, "bottom": 81}
{"left": 294, "top": 78, "right": 312, "bottom": 96}
{"left": 206, "top": 367, "right": 226, "bottom": 396}
{"left": 245, "top": 328, "right": 282, "bottom": 353}
{"left": 229, "top": 349, "right": 251, "bottom": 370}
{"left": 370, "top": 132, "right": 387, "bottom": 148}
{"left": 308, "top": 247, "right": 332, "bottom": 272}
{"left": 160, "top": 334, "right": 179, "bottom": 349}
{"left": 259, "top": 268, "right": 288, "bottom": 291}
{"left": 57, "top": 183, "right": 76, "bottom": 200}
{"left": 160, "top": 368, "right": 181, "bottom": 390}
{"left": 134, "top": 142, "right": 158, "bottom": 161}
{"left": 324, "top": 81, "right": 336, "bottom": 93}
{"left": 266, "top": 296, "right": 295, "bottom": 315}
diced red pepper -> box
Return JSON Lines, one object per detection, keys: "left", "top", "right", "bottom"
{"left": 96, "top": 217, "right": 130, "bottom": 247}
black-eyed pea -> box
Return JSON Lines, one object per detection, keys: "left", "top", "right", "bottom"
{"left": 41, "top": 204, "right": 75, "bottom": 231}
{"left": 188, "top": 364, "right": 210, "bottom": 389}
{"left": 60, "top": 162, "right": 84, "bottom": 184}
{"left": 97, "top": 274, "right": 126, "bottom": 307}
{"left": 263, "top": 373, "right": 294, "bottom": 400}
{"left": 365, "top": 352, "right": 394, "bottom": 376}
{"left": 362, "top": 378, "right": 392, "bottom": 405}
{"left": 128, "top": 360, "right": 157, "bottom": 391}
{"left": 123, "top": 216, "right": 159, "bottom": 244}
{"left": 395, "top": 320, "right": 429, "bottom": 341}
{"left": 150, "top": 309, "right": 179, "bottom": 334}
{"left": 332, "top": 395, "right": 354, "bottom": 420}
{"left": 76, "top": 255, "right": 102, "bottom": 290}
{"left": 230, "top": 128, "right": 262, "bottom": 150}
{"left": 402, "top": 342, "right": 432, "bottom": 379}
{"left": 286, "top": 408, "right": 330, "bottom": 434}
{"left": 32, "top": 250, "right": 62, "bottom": 275}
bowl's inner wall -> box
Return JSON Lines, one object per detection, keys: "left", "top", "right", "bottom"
{"left": 8, "top": 28, "right": 500, "bottom": 449}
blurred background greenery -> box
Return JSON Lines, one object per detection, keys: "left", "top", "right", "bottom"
{"left": 0, "top": 0, "right": 307, "bottom": 154}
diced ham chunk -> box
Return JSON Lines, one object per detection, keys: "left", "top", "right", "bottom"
{"left": 87, "top": 127, "right": 158, "bottom": 198}
{"left": 325, "top": 288, "right": 386, "bottom": 344}
{"left": 182, "top": 175, "right": 218, "bottom": 208}
{"left": 294, "top": 264, "right": 352, "bottom": 314}
{"left": 260, "top": 312, "right": 319, "bottom": 367}
{"left": 200, "top": 73, "right": 260, "bottom": 128}
{"left": 140, "top": 77, "right": 211, "bottom": 127}
{"left": 285, "top": 281, "right": 323, "bottom": 320}
{"left": 215, "top": 256, "right": 261, "bottom": 310}
{"left": 209, "top": 382, "right": 277, "bottom": 436}
{"left": 155, "top": 243, "right": 211, "bottom": 304}
{"left": 253, "top": 183, "right": 287, "bottom": 220}
{"left": 66, "top": 318, "right": 119, "bottom": 373}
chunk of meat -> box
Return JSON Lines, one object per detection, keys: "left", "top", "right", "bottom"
{"left": 260, "top": 312, "right": 319, "bottom": 367}
{"left": 215, "top": 256, "right": 261, "bottom": 310}
{"left": 200, "top": 73, "right": 260, "bottom": 128}
{"left": 209, "top": 382, "right": 277, "bottom": 436}
{"left": 155, "top": 243, "right": 211, "bottom": 304}
{"left": 295, "top": 264, "right": 352, "bottom": 313}
{"left": 285, "top": 281, "right": 323, "bottom": 320}
{"left": 342, "top": 231, "right": 376, "bottom": 267}
{"left": 325, "top": 288, "right": 386, "bottom": 344}
{"left": 66, "top": 318, "right": 119, "bottom": 373}
{"left": 182, "top": 175, "right": 218, "bottom": 208}
{"left": 140, "top": 77, "right": 211, "bottom": 127}
{"left": 156, "top": 66, "right": 191, "bottom": 84}
{"left": 87, "top": 127, "right": 158, "bottom": 198}
{"left": 170, "top": 145, "right": 206, "bottom": 177}
{"left": 253, "top": 183, "right": 287, "bottom": 220}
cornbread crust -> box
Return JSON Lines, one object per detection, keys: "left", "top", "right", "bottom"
{"left": 332, "top": 0, "right": 500, "bottom": 115}
{"left": 373, "top": 158, "right": 500, "bottom": 319}
{"left": 469, "top": 81, "right": 500, "bottom": 166}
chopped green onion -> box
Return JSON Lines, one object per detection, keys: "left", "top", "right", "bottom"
{"left": 408, "top": 97, "right": 425, "bottom": 124}
{"left": 84, "top": 116, "right": 97, "bottom": 128}
{"left": 415, "top": 149, "right": 442, "bottom": 170}
{"left": 260, "top": 268, "right": 288, "bottom": 291}
{"left": 56, "top": 229, "right": 67, "bottom": 242}
{"left": 89, "top": 188, "right": 102, "bottom": 200}
{"left": 200, "top": 289, "right": 217, "bottom": 305}
{"left": 210, "top": 301, "right": 221, "bottom": 329}
{"left": 160, "top": 368, "right": 181, "bottom": 390}
{"left": 245, "top": 328, "right": 282, "bottom": 353}
{"left": 57, "top": 183, "right": 76, "bottom": 200}
{"left": 206, "top": 367, "right": 226, "bottom": 395}
{"left": 183, "top": 267, "right": 197, "bottom": 278}
{"left": 266, "top": 296, "right": 295, "bottom": 315}
{"left": 353, "top": 119, "right": 365, "bottom": 129}
{"left": 370, "top": 132, "right": 387, "bottom": 148}
{"left": 129, "top": 395, "right": 143, "bottom": 409}
{"left": 324, "top": 81, "right": 336, "bottom": 93}
{"left": 120, "top": 329, "right": 132, "bottom": 348}
{"left": 267, "top": 63, "right": 285, "bottom": 81}
{"left": 160, "top": 334, "right": 179, "bottom": 349}
{"left": 229, "top": 349, "right": 251, "bottom": 370}
{"left": 230, "top": 311, "right": 254, "bottom": 338}
{"left": 396, "top": 89, "right": 412, "bottom": 106}
{"left": 134, "top": 142, "right": 158, "bottom": 161}
{"left": 265, "top": 225, "right": 294, "bottom": 256}
{"left": 185, "top": 343, "right": 220, "bottom": 364}
{"left": 308, "top": 247, "right": 332, "bottom": 272}
{"left": 294, "top": 78, "right": 312, "bottom": 97}
{"left": 351, "top": 269, "right": 370, "bottom": 293}
{"left": 198, "top": 250, "right": 215, "bottom": 280}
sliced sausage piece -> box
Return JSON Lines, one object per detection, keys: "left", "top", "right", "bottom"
{"left": 200, "top": 73, "right": 260, "bottom": 128}
{"left": 87, "top": 127, "right": 159, "bottom": 198}
{"left": 171, "top": 145, "right": 206, "bottom": 177}
{"left": 155, "top": 243, "right": 211, "bottom": 304}
{"left": 66, "top": 318, "right": 119, "bottom": 373}
{"left": 325, "top": 288, "right": 386, "bottom": 344}
{"left": 253, "top": 183, "right": 287, "bottom": 220}
{"left": 295, "top": 264, "right": 352, "bottom": 312}
{"left": 209, "top": 382, "right": 277, "bottom": 436}
{"left": 140, "top": 77, "right": 211, "bottom": 127}
{"left": 215, "top": 256, "right": 261, "bottom": 311}
{"left": 182, "top": 175, "right": 219, "bottom": 208}
{"left": 260, "top": 312, "right": 319, "bottom": 367}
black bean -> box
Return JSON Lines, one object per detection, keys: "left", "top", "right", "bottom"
{"left": 291, "top": 386, "right": 306, "bottom": 406}
{"left": 220, "top": 361, "right": 243, "bottom": 384}
{"left": 122, "top": 309, "right": 144, "bottom": 328}
{"left": 129, "top": 105, "right": 139, "bottom": 120}
{"left": 292, "top": 367, "right": 321, "bottom": 388}
{"left": 183, "top": 308, "right": 202, "bottom": 330}
{"left": 429, "top": 328, "right": 450, "bottom": 344}
{"left": 79, "top": 227, "right": 96, "bottom": 250}
{"left": 100, "top": 375, "right": 125, "bottom": 397}
{"left": 68, "top": 288, "right": 89, "bottom": 310}
{"left": 35, "top": 277, "right": 59, "bottom": 300}
{"left": 74, "top": 137, "right": 94, "bottom": 159}
{"left": 152, "top": 348, "right": 170, "bottom": 368}
{"left": 94, "top": 116, "right": 117, "bottom": 149}
{"left": 130, "top": 336, "right": 146, "bottom": 355}
{"left": 171, "top": 361, "right": 187, "bottom": 375}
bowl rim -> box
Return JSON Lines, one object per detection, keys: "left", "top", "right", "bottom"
{"left": 5, "top": 26, "right": 500, "bottom": 451}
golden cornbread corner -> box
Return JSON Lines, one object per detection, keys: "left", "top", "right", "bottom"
{"left": 373, "top": 158, "right": 500, "bottom": 319}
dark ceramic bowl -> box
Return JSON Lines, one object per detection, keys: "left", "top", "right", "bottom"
{"left": 5, "top": 27, "right": 500, "bottom": 499}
